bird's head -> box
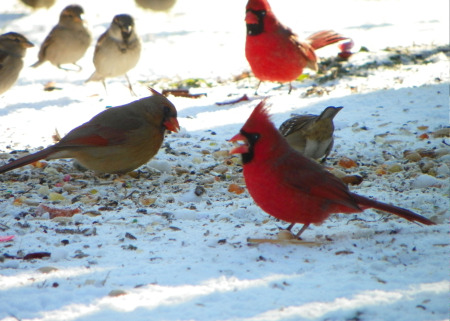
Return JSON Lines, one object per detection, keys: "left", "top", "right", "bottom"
{"left": 246, "top": 0, "right": 271, "bottom": 12}
{"left": 230, "top": 100, "right": 286, "bottom": 164}
{"left": 60, "top": 5, "right": 84, "bottom": 24}
{"left": 111, "top": 14, "right": 136, "bottom": 42}
{"left": 147, "top": 88, "right": 180, "bottom": 133}
{"left": 318, "top": 106, "right": 343, "bottom": 121}
{"left": 0, "top": 32, "right": 34, "bottom": 55}
{"left": 245, "top": 0, "right": 276, "bottom": 36}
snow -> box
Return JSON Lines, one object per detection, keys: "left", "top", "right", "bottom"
{"left": 0, "top": 0, "right": 449, "bottom": 320}
{"left": 412, "top": 174, "right": 443, "bottom": 189}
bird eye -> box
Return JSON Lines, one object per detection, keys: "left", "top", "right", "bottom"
{"left": 248, "top": 133, "right": 260, "bottom": 144}
{"left": 241, "top": 130, "right": 260, "bottom": 144}
{"left": 163, "top": 105, "right": 172, "bottom": 117}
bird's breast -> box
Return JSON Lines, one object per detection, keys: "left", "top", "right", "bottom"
{"left": 303, "top": 137, "right": 333, "bottom": 160}
{"left": 243, "top": 162, "right": 329, "bottom": 224}
{"left": 245, "top": 32, "right": 306, "bottom": 82}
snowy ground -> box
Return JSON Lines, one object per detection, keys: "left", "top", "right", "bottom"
{"left": 0, "top": 0, "right": 449, "bottom": 320}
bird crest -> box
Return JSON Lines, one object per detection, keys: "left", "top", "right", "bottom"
{"left": 147, "top": 86, "right": 163, "bottom": 97}
{"left": 242, "top": 99, "right": 273, "bottom": 132}
{"left": 246, "top": 0, "right": 271, "bottom": 11}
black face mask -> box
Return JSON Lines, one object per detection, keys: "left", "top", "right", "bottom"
{"left": 246, "top": 9, "right": 266, "bottom": 36}
{"left": 239, "top": 130, "right": 260, "bottom": 164}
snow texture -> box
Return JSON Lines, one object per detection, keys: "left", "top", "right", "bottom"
{"left": 0, "top": 0, "right": 449, "bottom": 321}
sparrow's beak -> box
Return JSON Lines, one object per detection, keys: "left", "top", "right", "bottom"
{"left": 164, "top": 117, "right": 180, "bottom": 133}
{"left": 229, "top": 133, "right": 249, "bottom": 154}
{"left": 122, "top": 25, "right": 132, "bottom": 35}
{"left": 24, "top": 40, "right": 34, "bottom": 48}
{"left": 73, "top": 14, "right": 83, "bottom": 23}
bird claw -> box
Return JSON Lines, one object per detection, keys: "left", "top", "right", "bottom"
{"left": 247, "top": 228, "right": 321, "bottom": 246}
{"left": 246, "top": 237, "right": 321, "bottom": 246}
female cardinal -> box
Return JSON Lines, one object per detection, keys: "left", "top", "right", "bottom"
{"left": 230, "top": 101, "right": 435, "bottom": 238}
{"left": 0, "top": 89, "right": 179, "bottom": 175}
{"left": 279, "top": 106, "right": 343, "bottom": 162}
{"left": 245, "top": 0, "right": 346, "bottom": 93}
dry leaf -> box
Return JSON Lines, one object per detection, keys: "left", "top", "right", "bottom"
{"left": 338, "top": 157, "right": 358, "bottom": 168}
{"left": 228, "top": 184, "right": 245, "bottom": 195}
{"left": 36, "top": 204, "right": 81, "bottom": 219}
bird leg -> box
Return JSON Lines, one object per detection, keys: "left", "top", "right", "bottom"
{"left": 101, "top": 79, "right": 108, "bottom": 94}
{"left": 286, "top": 222, "right": 310, "bottom": 239}
{"left": 254, "top": 80, "right": 262, "bottom": 95}
{"left": 57, "top": 63, "right": 82, "bottom": 72}
{"left": 271, "top": 82, "right": 293, "bottom": 94}
{"left": 73, "top": 63, "right": 82, "bottom": 72}
{"left": 295, "top": 223, "right": 310, "bottom": 238}
{"left": 247, "top": 222, "right": 318, "bottom": 245}
{"left": 125, "top": 74, "right": 136, "bottom": 96}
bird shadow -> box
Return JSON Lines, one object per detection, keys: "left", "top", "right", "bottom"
{"left": 0, "top": 13, "right": 27, "bottom": 30}
{"left": 141, "top": 30, "right": 194, "bottom": 42}
{"left": 0, "top": 97, "right": 78, "bottom": 117}
{"left": 347, "top": 22, "right": 394, "bottom": 30}
{"left": 176, "top": 82, "right": 449, "bottom": 141}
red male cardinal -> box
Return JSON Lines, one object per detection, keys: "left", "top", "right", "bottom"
{"left": 0, "top": 89, "right": 179, "bottom": 174}
{"left": 230, "top": 101, "right": 435, "bottom": 237}
{"left": 245, "top": 0, "right": 346, "bottom": 92}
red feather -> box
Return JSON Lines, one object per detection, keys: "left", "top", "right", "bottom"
{"left": 64, "top": 134, "right": 110, "bottom": 146}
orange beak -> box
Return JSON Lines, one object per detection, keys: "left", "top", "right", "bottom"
{"left": 229, "top": 133, "right": 249, "bottom": 154}
{"left": 245, "top": 10, "right": 259, "bottom": 24}
{"left": 164, "top": 117, "right": 180, "bottom": 133}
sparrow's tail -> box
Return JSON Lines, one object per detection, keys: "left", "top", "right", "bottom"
{"left": 30, "top": 60, "right": 44, "bottom": 68}
{"left": 0, "top": 147, "right": 55, "bottom": 174}
{"left": 85, "top": 71, "right": 103, "bottom": 83}
{"left": 307, "top": 30, "right": 347, "bottom": 50}
{"left": 352, "top": 193, "right": 436, "bottom": 225}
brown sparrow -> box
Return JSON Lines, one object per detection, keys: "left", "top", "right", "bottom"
{"left": 31, "top": 5, "right": 91, "bottom": 71}
{"left": 279, "top": 106, "right": 343, "bottom": 162}
{"left": 20, "top": 0, "right": 56, "bottom": 9}
{"left": 0, "top": 32, "right": 34, "bottom": 95}
{"left": 86, "top": 14, "right": 141, "bottom": 95}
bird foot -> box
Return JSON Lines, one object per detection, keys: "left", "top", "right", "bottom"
{"left": 57, "top": 63, "right": 82, "bottom": 72}
{"left": 247, "top": 238, "right": 320, "bottom": 246}
{"left": 247, "top": 231, "right": 320, "bottom": 246}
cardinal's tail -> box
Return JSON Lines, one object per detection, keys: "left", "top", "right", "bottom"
{"left": 352, "top": 194, "right": 436, "bottom": 226}
{"left": 307, "top": 30, "right": 347, "bottom": 50}
{"left": 0, "top": 147, "right": 55, "bottom": 174}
